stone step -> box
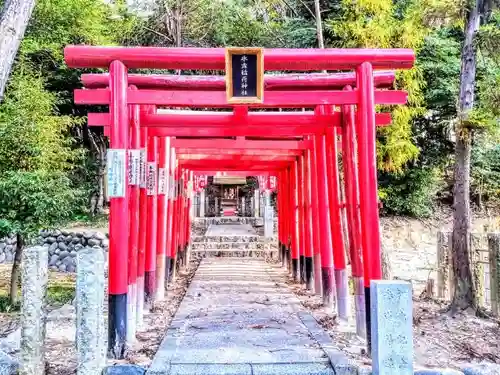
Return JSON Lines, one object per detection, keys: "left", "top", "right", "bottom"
{"left": 191, "top": 249, "right": 279, "bottom": 258}
{"left": 192, "top": 242, "right": 278, "bottom": 250}
{"left": 193, "top": 217, "right": 265, "bottom": 227}
{"left": 192, "top": 235, "right": 261, "bottom": 243}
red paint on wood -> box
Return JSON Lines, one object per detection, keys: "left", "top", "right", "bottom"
{"left": 108, "top": 61, "right": 129, "bottom": 295}
{"left": 65, "top": 46, "right": 415, "bottom": 70}
{"left": 145, "top": 136, "right": 158, "bottom": 276}
{"left": 357, "top": 63, "right": 382, "bottom": 285}
{"left": 81, "top": 71, "right": 396, "bottom": 90}
{"left": 75, "top": 88, "right": 407, "bottom": 107}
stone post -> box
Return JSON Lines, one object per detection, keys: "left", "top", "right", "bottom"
{"left": 371, "top": 280, "right": 413, "bottom": 375}
{"left": 488, "top": 233, "right": 500, "bottom": 316}
{"left": 437, "top": 231, "right": 452, "bottom": 299}
{"left": 20, "top": 246, "right": 48, "bottom": 375}
{"left": 199, "top": 189, "right": 205, "bottom": 217}
{"left": 241, "top": 196, "right": 245, "bottom": 217}
{"left": 471, "top": 233, "right": 485, "bottom": 308}
{"left": 254, "top": 189, "right": 259, "bottom": 217}
{"left": 76, "top": 246, "right": 106, "bottom": 375}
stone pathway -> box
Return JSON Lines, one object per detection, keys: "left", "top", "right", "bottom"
{"left": 205, "top": 223, "right": 256, "bottom": 236}
{"left": 147, "top": 258, "right": 336, "bottom": 375}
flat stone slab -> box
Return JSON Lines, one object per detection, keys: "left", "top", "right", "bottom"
{"left": 147, "top": 259, "right": 334, "bottom": 375}
{"left": 205, "top": 224, "right": 257, "bottom": 236}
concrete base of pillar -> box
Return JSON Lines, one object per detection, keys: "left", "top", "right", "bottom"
{"left": 126, "top": 283, "right": 137, "bottom": 345}
{"left": 155, "top": 254, "right": 166, "bottom": 301}
{"left": 144, "top": 270, "right": 156, "bottom": 311}
{"left": 305, "top": 256, "right": 313, "bottom": 290}
{"left": 171, "top": 253, "right": 178, "bottom": 282}
{"left": 299, "top": 255, "right": 305, "bottom": 284}
{"left": 313, "top": 254, "right": 322, "bottom": 296}
{"left": 108, "top": 293, "right": 127, "bottom": 359}
{"left": 354, "top": 277, "right": 366, "bottom": 339}
{"left": 365, "top": 286, "right": 372, "bottom": 353}
{"left": 165, "top": 256, "right": 172, "bottom": 286}
{"left": 321, "top": 266, "right": 335, "bottom": 311}
{"left": 136, "top": 276, "right": 145, "bottom": 328}
{"left": 335, "top": 269, "right": 349, "bottom": 320}
{"left": 292, "top": 258, "right": 300, "bottom": 282}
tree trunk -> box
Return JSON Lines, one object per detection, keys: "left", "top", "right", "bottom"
{"left": 88, "top": 129, "right": 107, "bottom": 214}
{"left": 9, "top": 233, "right": 24, "bottom": 306}
{"left": 0, "top": 0, "right": 36, "bottom": 101}
{"left": 313, "top": 0, "right": 325, "bottom": 49}
{"left": 450, "top": 0, "right": 483, "bottom": 311}
{"left": 96, "top": 139, "right": 106, "bottom": 213}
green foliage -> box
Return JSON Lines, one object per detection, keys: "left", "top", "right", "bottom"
{"left": 0, "top": 67, "right": 83, "bottom": 239}
{"left": 0, "top": 171, "right": 79, "bottom": 238}
{"left": 0, "top": 69, "right": 75, "bottom": 172}
{"left": 0, "top": 294, "right": 19, "bottom": 313}
{"left": 47, "top": 283, "right": 75, "bottom": 306}
{"left": 471, "top": 139, "right": 500, "bottom": 203}
{"left": 379, "top": 167, "right": 444, "bottom": 217}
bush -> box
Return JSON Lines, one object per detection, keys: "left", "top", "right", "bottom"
{"left": 379, "top": 167, "right": 443, "bottom": 217}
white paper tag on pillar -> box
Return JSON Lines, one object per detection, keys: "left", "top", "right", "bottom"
{"left": 128, "top": 149, "right": 141, "bottom": 186}
{"left": 158, "top": 168, "right": 167, "bottom": 195}
{"left": 139, "top": 149, "right": 147, "bottom": 188}
{"left": 146, "top": 162, "right": 157, "bottom": 195}
{"left": 107, "top": 149, "right": 127, "bottom": 198}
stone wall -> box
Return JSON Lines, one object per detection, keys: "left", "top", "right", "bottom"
{"left": 0, "top": 230, "right": 109, "bottom": 274}
{"left": 0, "top": 234, "right": 17, "bottom": 264}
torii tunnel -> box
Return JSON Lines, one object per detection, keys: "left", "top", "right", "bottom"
{"left": 64, "top": 45, "right": 415, "bottom": 358}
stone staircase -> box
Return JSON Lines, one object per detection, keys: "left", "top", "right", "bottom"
{"left": 190, "top": 219, "right": 278, "bottom": 258}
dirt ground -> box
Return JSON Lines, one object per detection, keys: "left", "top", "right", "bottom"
{"left": 285, "top": 275, "right": 500, "bottom": 370}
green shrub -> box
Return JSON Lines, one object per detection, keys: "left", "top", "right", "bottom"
{"left": 379, "top": 167, "right": 443, "bottom": 217}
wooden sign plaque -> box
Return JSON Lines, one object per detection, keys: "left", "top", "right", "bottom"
{"left": 225, "top": 47, "right": 264, "bottom": 104}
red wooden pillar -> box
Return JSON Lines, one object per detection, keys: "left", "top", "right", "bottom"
{"left": 325, "top": 121, "right": 348, "bottom": 319}
{"left": 170, "top": 156, "right": 180, "bottom": 282}
{"left": 357, "top": 62, "right": 382, "bottom": 352}
{"left": 136, "top": 122, "right": 148, "bottom": 327}
{"left": 342, "top": 86, "right": 365, "bottom": 337}
{"left": 310, "top": 136, "right": 322, "bottom": 296}
{"left": 281, "top": 171, "right": 287, "bottom": 267}
{"left": 165, "top": 146, "right": 175, "bottom": 283}
{"left": 180, "top": 170, "right": 186, "bottom": 267}
{"left": 127, "top": 87, "right": 140, "bottom": 344}
{"left": 278, "top": 172, "right": 285, "bottom": 266}
{"left": 285, "top": 167, "right": 292, "bottom": 270}
{"left": 155, "top": 137, "right": 170, "bottom": 301}
{"left": 290, "top": 160, "right": 300, "bottom": 282}
{"left": 314, "top": 124, "right": 335, "bottom": 309}
{"left": 108, "top": 61, "right": 129, "bottom": 359}
{"left": 145, "top": 136, "right": 158, "bottom": 308}
{"left": 304, "top": 148, "right": 314, "bottom": 290}
{"left": 184, "top": 171, "right": 193, "bottom": 266}
{"left": 298, "top": 155, "right": 306, "bottom": 284}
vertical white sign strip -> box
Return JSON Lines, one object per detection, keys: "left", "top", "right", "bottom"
{"left": 128, "top": 149, "right": 141, "bottom": 186}
{"left": 158, "top": 168, "right": 167, "bottom": 195}
{"left": 139, "top": 149, "right": 147, "bottom": 188}
{"left": 107, "top": 149, "right": 127, "bottom": 198}
{"left": 146, "top": 162, "right": 157, "bottom": 196}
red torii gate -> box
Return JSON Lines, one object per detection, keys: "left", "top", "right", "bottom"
{"left": 65, "top": 45, "right": 414, "bottom": 358}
